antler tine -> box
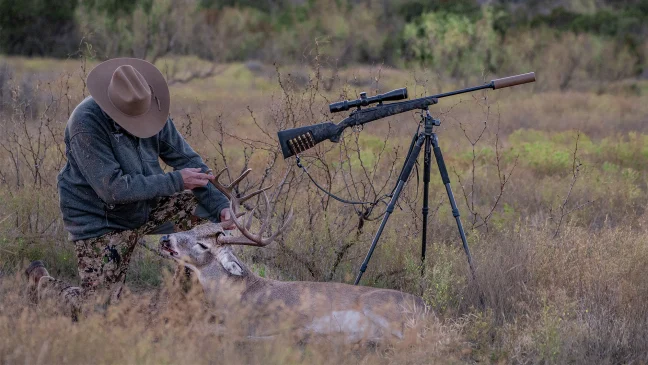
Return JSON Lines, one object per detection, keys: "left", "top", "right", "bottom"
{"left": 217, "top": 235, "right": 272, "bottom": 247}
{"left": 245, "top": 211, "right": 254, "bottom": 230}
{"left": 243, "top": 197, "right": 261, "bottom": 231}
{"left": 222, "top": 198, "right": 286, "bottom": 247}
{"left": 246, "top": 191, "right": 265, "bottom": 228}
{"left": 214, "top": 167, "right": 229, "bottom": 180}
{"left": 226, "top": 199, "right": 259, "bottom": 241}
{"left": 258, "top": 190, "right": 273, "bottom": 235}
{"left": 209, "top": 167, "right": 234, "bottom": 200}
{"left": 264, "top": 209, "right": 294, "bottom": 244}
{"left": 239, "top": 185, "right": 272, "bottom": 204}
{"left": 227, "top": 168, "right": 251, "bottom": 190}
{"left": 239, "top": 186, "right": 272, "bottom": 230}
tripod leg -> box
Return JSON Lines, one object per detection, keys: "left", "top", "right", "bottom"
{"left": 395, "top": 130, "right": 419, "bottom": 186}
{"left": 421, "top": 135, "right": 432, "bottom": 274}
{"left": 431, "top": 135, "right": 478, "bottom": 281}
{"left": 354, "top": 134, "right": 425, "bottom": 285}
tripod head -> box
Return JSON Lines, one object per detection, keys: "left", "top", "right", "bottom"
{"left": 277, "top": 72, "right": 535, "bottom": 159}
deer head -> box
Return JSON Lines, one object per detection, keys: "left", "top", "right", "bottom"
{"left": 159, "top": 168, "right": 293, "bottom": 277}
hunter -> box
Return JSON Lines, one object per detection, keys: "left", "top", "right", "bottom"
{"left": 26, "top": 58, "right": 234, "bottom": 314}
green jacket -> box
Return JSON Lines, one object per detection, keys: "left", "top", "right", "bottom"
{"left": 57, "top": 97, "right": 229, "bottom": 241}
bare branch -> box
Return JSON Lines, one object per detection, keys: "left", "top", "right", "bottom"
{"left": 551, "top": 131, "right": 591, "bottom": 239}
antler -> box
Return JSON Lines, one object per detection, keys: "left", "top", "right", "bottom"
{"left": 209, "top": 168, "right": 293, "bottom": 247}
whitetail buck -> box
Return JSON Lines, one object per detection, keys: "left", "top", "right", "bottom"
{"left": 159, "top": 168, "right": 428, "bottom": 343}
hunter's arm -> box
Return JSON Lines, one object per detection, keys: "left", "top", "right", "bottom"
{"left": 158, "top": 118, "right": 230, "bottom": 222}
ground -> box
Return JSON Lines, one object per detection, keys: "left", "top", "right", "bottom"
{"left": 0, "top": 56, "right": 647, "bottom": 363}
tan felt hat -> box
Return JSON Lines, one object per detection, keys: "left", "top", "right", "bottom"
{"left": 87, "top": 58, "right": 170, "bottom": 138}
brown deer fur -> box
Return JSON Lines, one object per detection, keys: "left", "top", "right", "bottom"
{"left": 160, "top": 223, "right": 428, "bottom": 343}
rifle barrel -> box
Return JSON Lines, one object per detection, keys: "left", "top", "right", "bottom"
{"left": 429, "top": 83, "right": 494, "bottom": 99}
{"left": 427, "top": 72, "right": 535, "bottom": 99}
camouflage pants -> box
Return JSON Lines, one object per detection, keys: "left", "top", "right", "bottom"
{"left": 36, "top": 190, "right": 204, "bottom": 316}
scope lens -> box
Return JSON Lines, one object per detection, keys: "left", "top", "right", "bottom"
{"left": 381, "top": 88, "right": 408, "bottom": 102}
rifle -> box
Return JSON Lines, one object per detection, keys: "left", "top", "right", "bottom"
{"left": 277, "top": 72, "right": 535, "bottom": 159}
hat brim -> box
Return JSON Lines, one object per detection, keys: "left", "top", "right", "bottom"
{"left": 87, "top": 58, "right": 170, "bottom": 138}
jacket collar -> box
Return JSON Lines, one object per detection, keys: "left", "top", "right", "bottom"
{"left": 101, "top": 107, "right": 132, "bottom": 138}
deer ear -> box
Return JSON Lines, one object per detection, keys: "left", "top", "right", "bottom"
{"left": 216, "top": 246, "right": 244, "bottom": 276}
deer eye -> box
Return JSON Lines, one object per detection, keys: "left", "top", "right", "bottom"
{"left": 197, "top": 242, "right": 209, "bottom": 250}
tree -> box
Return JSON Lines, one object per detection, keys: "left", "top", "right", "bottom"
{"left": 0, "top": 0, "right": 79, "bottom": 57}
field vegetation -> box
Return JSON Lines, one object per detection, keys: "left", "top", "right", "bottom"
{"left": 1, "top": 0, "right": 648, "bottom": 364}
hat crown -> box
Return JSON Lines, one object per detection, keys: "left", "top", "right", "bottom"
{"left": 87, "top": 58, "right": 170, "bottom": 138}
{"left": 107, "top": 65, "right": 152, "bottom": 117}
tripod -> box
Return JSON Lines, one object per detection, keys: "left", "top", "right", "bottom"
{"left": 278, "top": 72, "right": 537, "bottom": 291}
{"left": 354, "top": 108, "right": 477, "bottom": 285}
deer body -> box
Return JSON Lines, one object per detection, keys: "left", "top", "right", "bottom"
{"left": 160, "top": 168, "right": 428, "bottom": 343}
{"left": 217, "top": 248, "right": 422, "bottom": 341}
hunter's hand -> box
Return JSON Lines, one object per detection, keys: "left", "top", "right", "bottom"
{"left": 220, "top": 209, "right": 237, "bottom": 230}
{"left": 179, "top": 168, "right": 214, "bottom": 190}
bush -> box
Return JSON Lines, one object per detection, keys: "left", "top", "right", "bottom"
{"left": 2, "top": 0, "right": 645, "bottom": 89}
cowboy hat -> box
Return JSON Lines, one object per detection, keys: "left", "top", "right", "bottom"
{"left": 87, "top": 58, "right": 170, "bottom": 138}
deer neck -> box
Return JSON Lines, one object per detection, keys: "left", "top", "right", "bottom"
{"left": 194, "top": 259, "right": 262, "bottom": 299}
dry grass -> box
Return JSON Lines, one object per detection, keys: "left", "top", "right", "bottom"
{"left": 1, "top": 55, "right": 648, "bottom": 363}
{"left": 0, "top": 273, "right": 465, "bottom": 365}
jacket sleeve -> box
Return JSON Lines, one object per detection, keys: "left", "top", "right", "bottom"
{"left": 69, "top": 132, "right": 185, "bottom": 205}
{"left": 158, "top": 118, "right": 230, "bottom": 222}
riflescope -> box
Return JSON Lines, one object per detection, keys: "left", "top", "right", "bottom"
{"left": 329, "top": 88, "right": 408, "bottom": 113}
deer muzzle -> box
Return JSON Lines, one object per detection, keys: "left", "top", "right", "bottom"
{"left": 159, "top": 235, "right": 178, "bottom": 256}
